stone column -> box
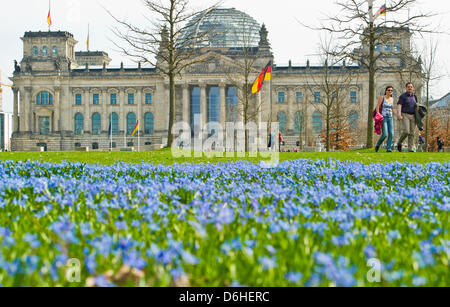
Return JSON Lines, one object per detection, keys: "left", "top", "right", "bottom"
{"left": 119, "top": 88, "right": 125, "bottom": 134}
{"left": 19, "top": 87, "right": 26, "bottom": 133}
{"left": 182, "top": 84, "right": 190, "bottom": 124}
{"left": 200, "top": 84, "right": 207, "bottom": 126}
{"left": 54, "top": 86, "right": 61, "bottom": 133}
{"left": 102, "top": 88, "right": 107, "bottom": 132}
{"left": 287, "top": 88, "right": 294, "bottom": 132}
{"left": 12, "top": 87, "right": 19, "bottom": 133}
{"left": 137, "top": 88, "right": 142, "bottom": 136}
{"left": 84, "top": 89, "right": 90, "bottom": 133}
{"left": 25, "top": 87, "right": 33, "bottom": 133}
{"left": 62, "top": 86, "right": 71, "bottom": 133}
{"left": 219, "top": 83, "right": 226, "bottom": 128}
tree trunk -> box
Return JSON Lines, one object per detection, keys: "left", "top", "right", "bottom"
{"left": 326, "top": 109, "right": 330, "bottom": 152}
{"left": 425, "top": 80, "right": 430, "bottom": 152}
{"left": 366, "top": 21, "right": 375, "bottom": 148}
{"left": 167, "top": 71, "right": 175, "bottom": 147}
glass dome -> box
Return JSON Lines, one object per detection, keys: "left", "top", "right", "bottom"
{"left": 183, "top": 8, "right": 261, "bottom": 48}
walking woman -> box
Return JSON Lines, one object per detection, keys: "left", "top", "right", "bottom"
{"left": 375, "top": 86, "right": 395, "bottom": 152}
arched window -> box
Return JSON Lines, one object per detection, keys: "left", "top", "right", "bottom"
{"left": 145, "top": 112, "right": 154, "bottom": 135}
{"left": 36, "top": 91, "right": 53, "bottom": 105}
{"left": 312, "top": 111, "right": 322, "bottom": 134}
{"left": 42, "top": 46, "right": 48, "bottom": 56}
{"left": 110, "top": 113, "right": 119, "bottom": 135}
{"left": 74, "top": 113, "right": 84, "bottom": 135}
{"left": 33, "top": 46, "right": 39, "bottom": 56}
{"left": 127, "top": 113, "right": 137, "bottom": 135}
{"left": 92, "top": 113, "right": 101, "bottom": 135}
{"left": 277, "top": 112, "right": 287, "bottom": 134}
{"left": 349, "top": 111, "right": 359, "bottom": 131}
{"left": 294, "top": 111, "right": 305, "bottom": 134}
{"left": 52, "top": 46, "right": 58, "bottom": 56}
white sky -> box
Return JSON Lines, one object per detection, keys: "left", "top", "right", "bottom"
{"left": 1, "top": 0, "right": 449, "bottom": 113}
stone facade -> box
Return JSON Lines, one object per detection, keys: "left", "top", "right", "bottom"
{"left": 10, "top": 14, "right": 421, "bottom": 152}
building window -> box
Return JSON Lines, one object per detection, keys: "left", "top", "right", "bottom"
{"left": 207, "top": 87, "right": 220, "bottom": 124}
{"left": 350, "top": 91, "right": 357, "bottom": 103}
{"left": 314, "top": 92, "right": 321, "bottom": 103}
{"left": 145, "top": 93, "right": 152, "bottom": 105}
{"left": 75, "top": 94, "right": 82, "bottom": 105}
{"left": 294, "top": 111, "right": 305, "bottom": 134}
{"left": 190, "top": 87, "right": 201, "bottom": 136}
{"left": 127, "top": 113, "right": 137, "bottom": 135}
{"left": 92, "top": 142, "right": 99, "bottom": 150}
{"left": 75, "top": 143, "right": 81, "bottom": 148}
{"left": 93, "top": 94, "right": 99, "bottom": 105}
{"left": 42, "top": 46, "right": 48, "bottom": 56}
{"left": 393, "top": 90, "right": 397, "bottom": 100}
{"left": 278, "top": 92, "right": 285, "bottom": 103}
{"left": 39, "top": 117, "right": 50, "bottom": 135}
{"left": 296, "top": 92, "right": 303, "bottom": 103}
{"left": 74, "top": 113, "right": 84, "bottom": 135}
{"left": 385, "top": 44, "right": 391, "bottom": 52}
{"left": 313, "top": 111, "right": 322, "bottom": 134}
{"left": 394, "top": 42, "right": 401, "bottom": 52}
{"left": 92, "top": 113, "right": 101, "bottom": 135}
{"left": 52, "top": 46, "right": 58, "bottom": 56}
{"left": 226, "top": 86, "right": 238, "bottom": 122}
{"left": 110, "top": 113, "right": 119, "bottom": 135}
{"left": 145, "top": 112, "right": 154, "bottom": 135}
{"left": 128, "top": 93, "right": 134, "bottom": 105}
{"left": 110, "top": 93, "right": 117, "bottom": 105}
{"left": 375, "top": 43, "right": 382, "bottom": 51}
{"left": 37, "top": 91, "right": 53, "bottom": 105}
{"left": 277, "top": 112, "right": 287, "bottom": 134}
{"left": 349, "top": 111, "right": 359, "bottom": 131}
{"left": 33, "top": 46, "right": 38, "bottom": 56}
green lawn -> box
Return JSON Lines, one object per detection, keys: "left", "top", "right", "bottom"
{"left": 0, "top": 148, "right": 449, "bottom": 165}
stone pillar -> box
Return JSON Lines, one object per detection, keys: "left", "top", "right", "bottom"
{"left": 182, "top": 84, "right": 190, "bottom": 124}
{"left": 119, "top": 88, "right": 125, "bottom": 134}
{"left": 287, "top": 88, "right": 294, "bottom": 132}
{"left": 25, "top": 87, "right": 33, "bottom": 133}
{"left": 12, "top": 87, "right": 19, "bottom": 133}
{"left": 19, "top": 87, "right": 26, "bottom": 133}
{"left": 102, "top": 89, "right": 107, "bottom": 132}
{"left": 84, "top": 89, "right": 90, "bottom": 133}
{"left": 200, "top": 84, "right": 207, "bottom": 126}
{"left": 54, "top": 86, "right": 61, "bottom": 133}
{"left": 62, "top": 86, "right": 71, "bottom": 132}
{"left": 219, "top": 84, "right": 226, "bottom": 128}
{"left": 137, "top": 88, "right": 142, "bottom": 136}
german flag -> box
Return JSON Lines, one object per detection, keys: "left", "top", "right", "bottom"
{"left": 374, "top": 5, "right": 386, "bottom": 20}
{"left": 131, "top": 121, "right": 139, "bottom": 137}
{"left": 47, "top": 10, "right": 52, "bottom": 27}
{"left": 252, "top": 62, "right": 272, "bottom": 94}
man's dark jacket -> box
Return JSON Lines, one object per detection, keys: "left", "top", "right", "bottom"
{"left": 415, "top": 105, "right": 427, "bottom": 131}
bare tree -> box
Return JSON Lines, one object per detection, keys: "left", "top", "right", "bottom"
{"left": 305, "top": 0, "right": 435, "bottom": 148}
{"left": 419, "top": 38, "right": 443, "bottom": 151}
{"left": 224, "top": 22, "right": 270, "bottom": 153}
{"left": 304, "top": 38, "right": 357, "bottom": 152}
{"left": 106, "top": 0, "right": 219, "bottom": 147}
{"left": 290, "top": 92, "right": 307, "bottom": 151}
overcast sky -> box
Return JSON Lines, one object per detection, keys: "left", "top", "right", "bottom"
{"left": 1, "top": 0, "right": 449, "bottom": 113}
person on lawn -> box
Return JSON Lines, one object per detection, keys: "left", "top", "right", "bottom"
{"left": 375, "top": 86, "right": 395, "bottom": 153}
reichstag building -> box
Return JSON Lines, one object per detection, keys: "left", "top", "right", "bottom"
{"left": 10, "top": 8, "right": 419, "bottom": 151}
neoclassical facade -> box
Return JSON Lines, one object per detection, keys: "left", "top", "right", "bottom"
{"left": 10, "top": 8, "right": 420, "bottom": 151}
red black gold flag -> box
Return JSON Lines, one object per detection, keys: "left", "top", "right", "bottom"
{"left": 252, "top": 62, "right": 272, "bottom": 94}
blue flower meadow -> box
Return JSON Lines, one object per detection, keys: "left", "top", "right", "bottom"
{"left": 0, "top": 159, "right": 448, "bottom": 286}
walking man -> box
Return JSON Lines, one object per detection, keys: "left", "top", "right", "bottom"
{"left": 397, "top": 83, "right": 419, "bottom": 152}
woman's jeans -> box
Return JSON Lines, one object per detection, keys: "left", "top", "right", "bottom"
{"left": 376, "top": 116, "right": 394, "bottom": 151}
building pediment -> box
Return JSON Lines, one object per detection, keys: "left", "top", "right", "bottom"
{"left": 183, "top": 51, "right": 258, "bottom": 74}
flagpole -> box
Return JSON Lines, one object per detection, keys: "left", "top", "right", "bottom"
{"left": 87, "top": 23, "right": 90, "bottom": 51}
{"left": 48, "top": 0, "right": 51, "bottom": 31}
{"left": 138, "top": 95, "right": 140, "bottom": 152}
{"left": 110, "top": 113, "right": 112, "bottom": 151}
